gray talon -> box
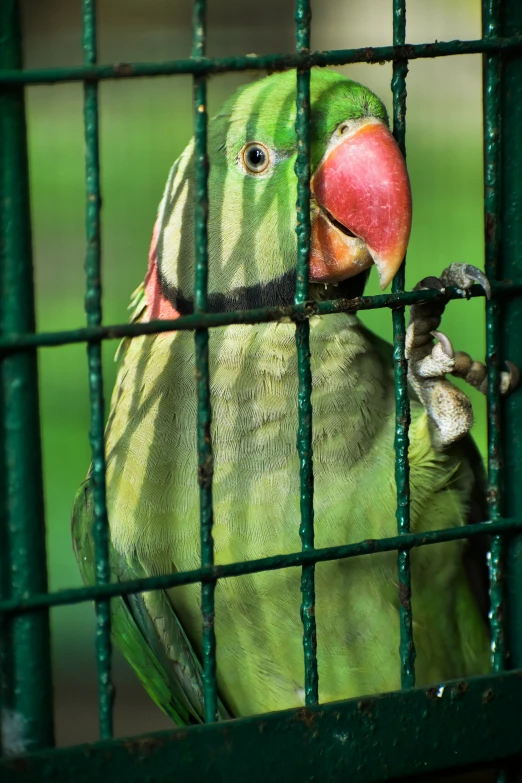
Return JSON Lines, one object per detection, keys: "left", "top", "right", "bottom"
{"left": 431, "top": 331, "right": 454, "bottom": 359}
{"left": 440, "top": 263, "right": 492, "bottom": 300}
{"left": 462, "top": 264, "right": 492, "bottom": 300}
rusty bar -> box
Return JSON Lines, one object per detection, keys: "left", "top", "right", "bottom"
{"left": 1, "top": 37, "right": 522, "bottom": 86}
{"left": 0, "top": 284, "right": 495, "bottom": 354}
{"left": 392, "top": 0, "right": 415, "bottom": 690}
{"left": 3, "top": 518, "right": 521, "bottom": 618}
{"left": 497, "top": 0, "right": 522, "bottom": 778}
{"left": 192, "top": 0, "right": 218, "bottom": 724}
{"left": 294, "top": 0, "right": 319, "bottom": 708}
{"left": 2, "top": 671, "right": 522, "bottom": 782}
{"left": 0, "top": 0, "right": 54, "bottom": 755}
{"left": 82, "top": 0, "right": 114, "bottom": 739}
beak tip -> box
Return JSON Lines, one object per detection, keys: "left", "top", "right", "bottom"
{"left": 372, "top": 249, "right": 406, "bottom": 291}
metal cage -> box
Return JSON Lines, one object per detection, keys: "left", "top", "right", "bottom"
{"left": 1, "top": 0, "right": 522, "bottom": 780}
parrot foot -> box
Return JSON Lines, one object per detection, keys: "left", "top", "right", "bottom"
{"left": 451, "top": 353, "right": 519, "bottom": 396}
{"left": 406, "top": 263, "right": 519, "bottom": 448}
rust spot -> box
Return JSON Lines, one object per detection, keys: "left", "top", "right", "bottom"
{"left": 198, "top": 454, "right": 214, "bottom": 488}
{"left": 425, "top": 687, "right": 440, "bottom": 700}
{"left": 114, "top": 62, "right": 134, "bottom": 77}
{"left": 360, "top": 538, "right": 378, "bottom": 554}
{"left": 450, "top": 681, "right": 469, "bottom": 700}
{"left": 172, "top": 730, "right": 189, "bottom": 741}
{"left": 294, "top": 707, "right": 318, "bottom": 727}
{"left": 482, "top": 688, "right": 495, "bottom": 704}
{"left": 122, "top": 735, "right": 170, "bottom": 755}
{"left": 399, "top": 581, "right": 411, "bottom": 610}
{"left": 357, "top": 699, "right": 375, "bottom": 717}
{"left": 360, "top": 46, "right": 377, "bottom": 61}
{"left": 5, "top": 758, "right": 30, "bottom": 773}
{"left": 485, "top": 212, "right": 496, "bottom": 244}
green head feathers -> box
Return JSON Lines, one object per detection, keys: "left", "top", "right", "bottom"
{"left": 152, "top": 69, "right": 389, "bottom": 314}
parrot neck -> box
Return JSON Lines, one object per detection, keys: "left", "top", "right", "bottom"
{"left": 146, "top": 223, "right": 370, "bottom": 317}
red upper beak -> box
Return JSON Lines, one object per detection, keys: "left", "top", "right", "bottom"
{"left": 310, "top": 120, "right": 412, "bottom": 290}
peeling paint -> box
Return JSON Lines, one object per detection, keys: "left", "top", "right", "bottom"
{"left": 1, "top": 709, "right": 28, "bottom": 758}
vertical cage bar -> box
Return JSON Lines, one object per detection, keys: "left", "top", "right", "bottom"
{"left": 483, "top": 5, "right": 522, "bottom": 778}
{"left": 294, "top": 0, "right": 318, "bottom": 707}
{"left": 391, "top": 0, "right": 415, "bottom": 690}
{"left": 82, "top": 0, "right": 113, "bottom": 740}
{"left": 482, "top": 0, "right": 505, "bottom": 676}
{"left": 192, "top": 0, "right": 217, "bottom": 724}
{"left": 0, "top": 0, "right": 54, "bottom": 754}
{"left": 499, "top": 0, "right": 522, "bottom": 699}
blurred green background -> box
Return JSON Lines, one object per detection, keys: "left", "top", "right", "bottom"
{"left": 21, "top": 0, "right": 485, "bottom": 746}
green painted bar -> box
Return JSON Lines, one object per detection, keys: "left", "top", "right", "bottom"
{"left": 1, "top": 0, "right": 521, "bottom": 775}
{"left": 294, "top": 0, "right": 319, "bottom": 708}
{"left": 482, "top": 0, "right": 505, "bottom": 680}
{"left": 82, "top": 0, "right": 113, "bottom": 740}
{"left": 192, "top": 0, "right": 218, "bottom": 725}
{"left": 501, "top": 0, "right": 522, "bottom": 674}
{"left": 3, "top": 518, "right": 521, "bottom": 619}
{"left": 2, "top": 671, "right": 522, "bottom": 782}
{"left": 391, "top": 0, "right": 415, "bottom": 690}
{"left": 0, "top": 0, "right": 54, "bottom": 754}
{"left": 0, "top": 37, "right": 522, "bottom": 85}
{"left": 0, "top": 405, "right": 10, "bottom": 756}
{"left": 499, "top": 2, "right": 522, "bottom": 779}
{"left": 0, "top": 284, "right": 494, "bottom": 353}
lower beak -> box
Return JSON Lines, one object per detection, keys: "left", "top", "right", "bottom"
{"left": 310, "top": 120, "right": 412, "bottom": 290}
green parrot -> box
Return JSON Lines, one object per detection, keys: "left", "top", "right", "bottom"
{"left": 72, "top": 68, "right": 493, "bottom": 725}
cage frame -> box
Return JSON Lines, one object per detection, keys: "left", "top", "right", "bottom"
{"left": 1, "top": 0, "right": 522, "bottom": 780}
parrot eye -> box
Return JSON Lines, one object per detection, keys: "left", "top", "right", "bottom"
{"left": 240, "top": 142, "right": 271, "bottom": 175}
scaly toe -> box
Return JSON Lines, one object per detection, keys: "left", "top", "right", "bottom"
{"left": 412, "top": 342, "right": 455, "bottom": 379}
{"left": 416, "top": 275, "right": 445, "bottom": 292}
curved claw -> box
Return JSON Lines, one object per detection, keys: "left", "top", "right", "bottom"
{"left": 504, "top": 360, "right": 520, "bottom": 393}
{"left": 461, "top": 264, "right": 492, "bottom": 300}
{"left": 441, "top": 263, "right": 492, "bottom": 300}
{"left": 431, "top": 330, "right": 454, "bottom": 359}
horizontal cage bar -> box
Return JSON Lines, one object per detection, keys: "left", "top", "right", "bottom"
{"left": 1, "top": 283, "right": 515, "bottom": 353}
{"left": 0, "top": 36, "right": 522, "bottom": 85}
{"left": 1, "top": 517, "right": 521, "bottom": 617}
{"left": 2, "top": 670, "right": 522, "bottom": 782}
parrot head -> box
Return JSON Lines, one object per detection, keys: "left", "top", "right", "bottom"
{"left": 147, "top": 68, "right": 412, "bottom": 318}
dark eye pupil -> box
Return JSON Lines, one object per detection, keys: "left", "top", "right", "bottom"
{"left": 247, "top": 147, "right": 265, "bottom": 167}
